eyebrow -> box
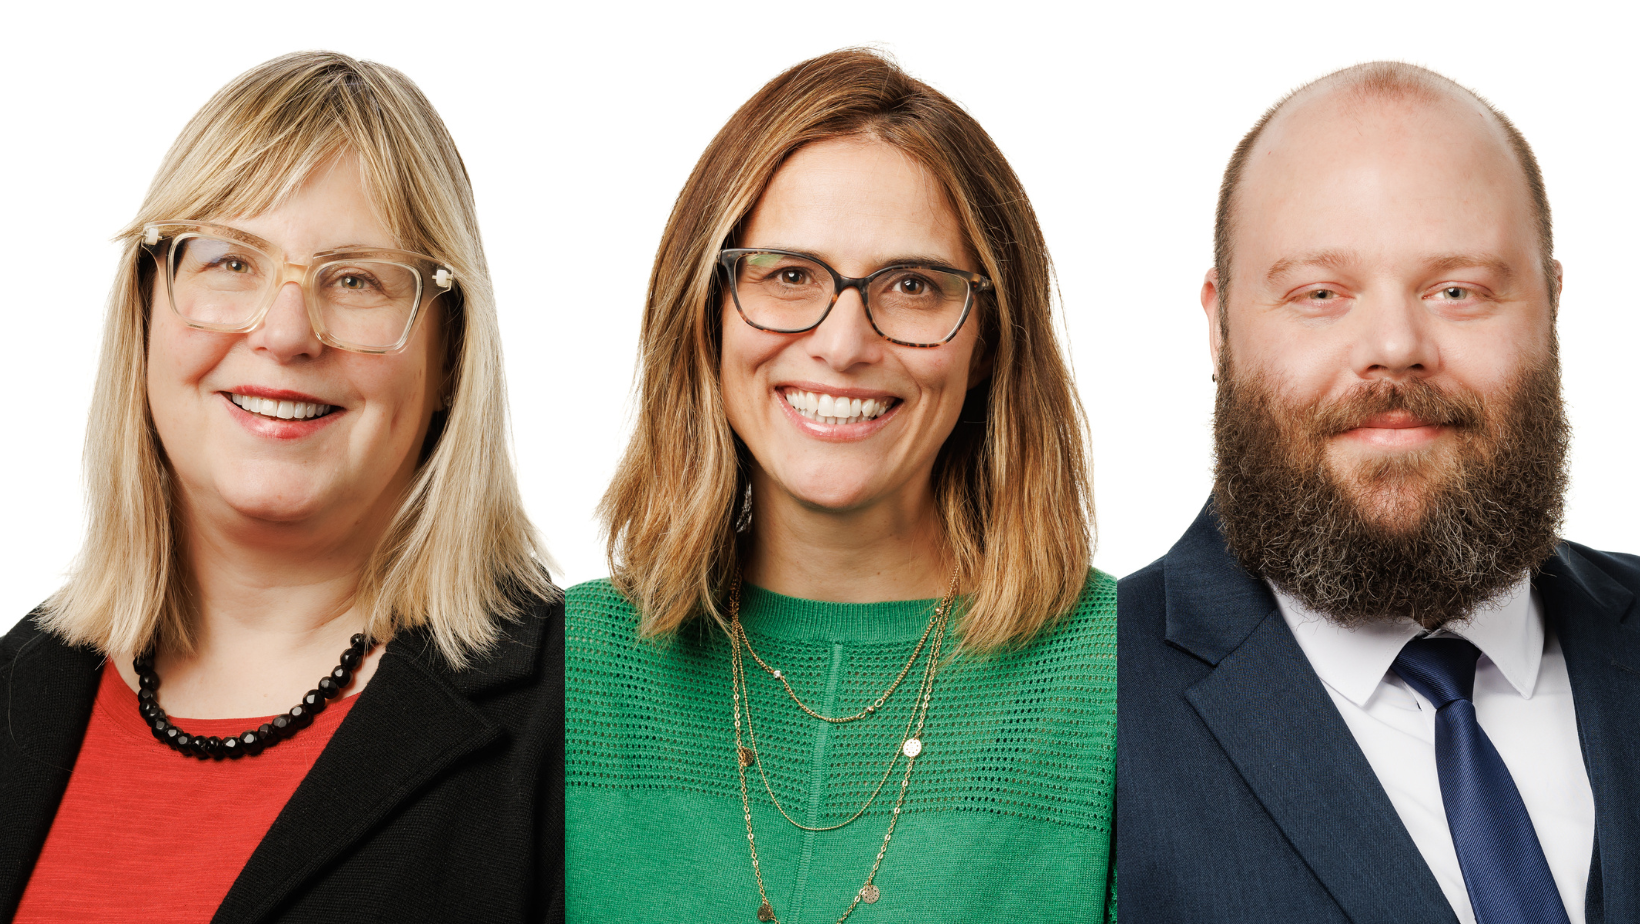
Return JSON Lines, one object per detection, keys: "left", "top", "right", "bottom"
{"left": 1264, "top": 250, "right": 1355, "bottom": 284}
{"left": 1264, "top": 250, "right": 1518, "bottom": 284}
{"left": 757, "top": 246, "right": 965, "bottom": 272}
{"left": 1424, "top": 253, "right": 1515, "bottom": 281}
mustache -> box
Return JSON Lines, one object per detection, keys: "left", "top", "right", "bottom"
{"left": 1307, "top": 378, "right": 1486, "bottom": 438}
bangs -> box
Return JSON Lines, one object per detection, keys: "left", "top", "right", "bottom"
{"left": 123, "top": 55, "right": 443, "bottom": 259}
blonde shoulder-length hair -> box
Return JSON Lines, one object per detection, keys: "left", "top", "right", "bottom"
{"left": 602, "top": 48, "right": 1093, "bottom": 650}
{"left": 42, "top": 51, "right": 552, "bottom": 666}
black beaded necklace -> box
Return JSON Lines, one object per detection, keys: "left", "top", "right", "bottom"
{"left": 133, "top": 633, "right": 373, "bottom": 760}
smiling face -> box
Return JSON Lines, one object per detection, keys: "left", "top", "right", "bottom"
{"left": 146, "top": 155, "right": 444, "bottom": 543}
{"left": 1205, "top": 80, "right": 1569, "bottom": 626}
{"left": 720, "top": 137, "right": 985, "bottom": 522}
{"left": 1207, "top": 87, "right": 1558, "bottom": 525}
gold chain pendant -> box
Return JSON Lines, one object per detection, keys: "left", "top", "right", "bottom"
{"left": 729, "top": 565, "right": 956, "bottom": 924}
{"left": 734, "top": 574, "right": 949, "bottom": 725}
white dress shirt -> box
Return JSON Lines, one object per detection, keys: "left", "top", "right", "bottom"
{"left": 1273, "top": 576, "right": 1594, "bottom": 924}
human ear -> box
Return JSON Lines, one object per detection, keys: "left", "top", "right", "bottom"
{"left": 1202, "top": 268, "right": 1224, "bottom": 371}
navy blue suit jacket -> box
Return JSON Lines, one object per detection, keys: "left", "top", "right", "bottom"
{"left": 1117, "top": 502, "right": 1640, "bottom": 923}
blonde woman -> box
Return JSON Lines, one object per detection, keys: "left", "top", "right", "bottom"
{"left": 566, "top": 49, "right": 1114, "bottom": 921}
{"left": 0, "top": 53, "right": 562, "bottom": 923}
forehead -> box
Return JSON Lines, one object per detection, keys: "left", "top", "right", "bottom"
{"left": 744, "top": 137, "right": 968, "bottom": 267}
{"left": 1232, "top": 88, "right": 1539, "bottom": 276}
{"left": 215, "top": 156, "right": 397, "bottom": 251}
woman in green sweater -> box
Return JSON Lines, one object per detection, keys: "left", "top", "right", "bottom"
{"left": 566, "top": 48, "right": 1114, "bottom": 922}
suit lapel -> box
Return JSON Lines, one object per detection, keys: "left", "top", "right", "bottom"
{"left": 212, "top": 634, "right": 505, "bottom": 923}
{"left": 0, "top": 620, "right": 103, "bottom": 917}
{"left": 1538, "top": 544, "right": 1640, "bottom": 924}
{"left": 1167, "top": 504, "right": 1454, "bottom": 924}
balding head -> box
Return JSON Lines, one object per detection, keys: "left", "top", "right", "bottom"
{"left": 1213, "top": 62, "right": 1555, "bottom": 317}
{"left": 1203, "top": 62, "right": 1569, "bottom": 628}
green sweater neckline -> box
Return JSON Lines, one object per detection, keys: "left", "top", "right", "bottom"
{"left": 738, "top": 584, "right": 945, "bottom": 645}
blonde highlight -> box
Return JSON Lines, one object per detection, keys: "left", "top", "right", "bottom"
{"left": 601, "top": 48, "right": 1092, "bottom": 649}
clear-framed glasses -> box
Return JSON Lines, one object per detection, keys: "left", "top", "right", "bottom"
{"left": 141, "top": 220, "right": 455, "bottom": 354}
{"left": 718, "top": 248, "right": 991, "bottom": 348}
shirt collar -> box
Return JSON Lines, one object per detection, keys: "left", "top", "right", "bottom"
{"left": 1272, "top": 574, "right": 1542, "bottom": 707}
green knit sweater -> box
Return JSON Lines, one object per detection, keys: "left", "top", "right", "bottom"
{"left": 565, "top": 572, "right": 1116, "bottom": 923}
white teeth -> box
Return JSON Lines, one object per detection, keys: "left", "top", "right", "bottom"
{"left": 229, "top": 393, "right": 333, "bottom": 421}
{"left": 781, "top": 390, "right": 893, "bottom": 426}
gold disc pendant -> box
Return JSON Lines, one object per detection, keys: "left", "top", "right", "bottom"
{"left": 738, "top": 747, "right": 756, "bottom": 768}
{"left": 902, "top": 738, "right": 923, "bottom": 758}
{"left": 757, "top": 900, "right": 776, "bottom": 921}
{"left": 860, "top": 884, "right": 880, "bottom": 904}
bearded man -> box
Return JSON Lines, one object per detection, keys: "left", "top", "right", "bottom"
{"left": 1117, "top": 62, "right": 1640, "bottom": 924}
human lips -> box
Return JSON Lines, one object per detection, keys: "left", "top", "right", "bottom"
{"left": 774, "top": 384, "right": 901, "bottom": 440}
{"left": 222, "top": 386, "right": 343, "bottom": 437}
{"left": 779, "top": 386, "right": 898, "bottom": 425}
{"left": 1339, "top": 410, "right": 1446, "bottom": 449}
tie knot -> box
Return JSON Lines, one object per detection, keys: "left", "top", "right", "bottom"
{"left": 1392, "top": 636, "right": 1481, "bottom": 708}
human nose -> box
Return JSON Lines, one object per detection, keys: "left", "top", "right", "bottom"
{"left": 806, "top": 285, "right": 881, "bottom": 370}
{"left": 244, "top": 275, "right": 324, "bottom": 361}
{"left": 1348, "top": 289, "right": 1440, "bottom": 380}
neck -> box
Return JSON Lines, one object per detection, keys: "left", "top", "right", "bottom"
{"left": 112, "top": 492, "right": 390, "bottom": 720}
{"left": 742, "top": 474, "right": 950, "bottom": 603}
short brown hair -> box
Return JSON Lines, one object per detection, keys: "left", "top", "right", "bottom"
{"left": 600, "top": 48, "right": 1093, "bottom": 649}
{"left": 1213, "top": 61, "right": 1557, "bottom": 317}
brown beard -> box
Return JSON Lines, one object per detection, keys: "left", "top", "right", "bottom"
{"left": 1211, "top": 355, "right": 1569, "bottom": 629}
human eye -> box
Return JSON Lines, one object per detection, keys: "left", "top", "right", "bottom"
{"left": 894, "top": 274, "right": 930, "bottom": 296}
{"left": 324, "top": 265, "right": 381, "bottom": 292}
{"left": 740, "top": 254, "right": 827, "bottom": 297}
{"left": 191, "top": 247, "right": 267, "bottom": 284}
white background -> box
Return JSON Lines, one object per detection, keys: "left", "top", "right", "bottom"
{"left": 4, "top": 1, "right": 1636, "bottom": 635}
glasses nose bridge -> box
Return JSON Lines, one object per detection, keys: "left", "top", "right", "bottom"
{"left": 275, "top": 259, "right": 315, "bottom": 287}
{"left": 830, "top": 271, "right": 876, "bottom": 316}
{"left": 263, "top": 260, "right": 319, "bottom": 310}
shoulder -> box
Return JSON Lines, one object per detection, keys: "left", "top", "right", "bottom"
{"left": 0, "top": 609, "right": 85, "bottom": 675}
{"left": 565, "top": 578, "right": 643, "bottom": 641}
{"left": 961, "top": 569, "right": 1114, "bottom": 702}
{"left": 1560, "top": 540, "right": 1640, "bottom": 589}
{"left": 405, "top": 584, "right": 564, "bottom": 699}
{"left": 1046, "top": 568, "right": 1116, "bottom": 646}
{"left": 1116, "top": 554, "right": 1168, "bottom": 634}
{"left": 1, "top": 612, "right": 47, "bottom": 665}
{"left": 563, "top": 579, "right": 669, "bottom": 693}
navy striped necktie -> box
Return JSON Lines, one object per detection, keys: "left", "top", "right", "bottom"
{"left": 1391, "top": 636, "right": 1571, "bottom": 924}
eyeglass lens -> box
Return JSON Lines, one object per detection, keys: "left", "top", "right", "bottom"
{"left": 732, "top": 252, "right": 971, "bottom": 343}
{"left": 170, "top": 233, "right": 421, "bottom": 350}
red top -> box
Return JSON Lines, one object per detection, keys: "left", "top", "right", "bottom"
{"left": 15, "top": 664, "right": 358, "bottom": 923}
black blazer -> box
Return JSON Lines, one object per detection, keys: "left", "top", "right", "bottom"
{"left": 0, "top": 594, "right": 565, "bottom": 923}
{"left": 1117, "top": 501, "right": 1640, "bottom": 924}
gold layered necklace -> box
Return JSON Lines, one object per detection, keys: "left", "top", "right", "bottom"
{"left": 729, "top": 570, "right": 958, "bottom": 924}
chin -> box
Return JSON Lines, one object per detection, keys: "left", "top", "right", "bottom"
{"left": 1331, "top": 457, "right": 1453, "bottom": 533}
{"left": 785, "top": 479, "right": 883, "bottom": 514}
{"left": 216, "top": 482, "right": 334, "bottom": 525}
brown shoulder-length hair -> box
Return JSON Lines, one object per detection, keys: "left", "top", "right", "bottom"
{"left": 41, "top": 51, "right": 553, "bottom": 666}
{"left": 600, "top": 48, "right": 1092, "bottom": 650}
